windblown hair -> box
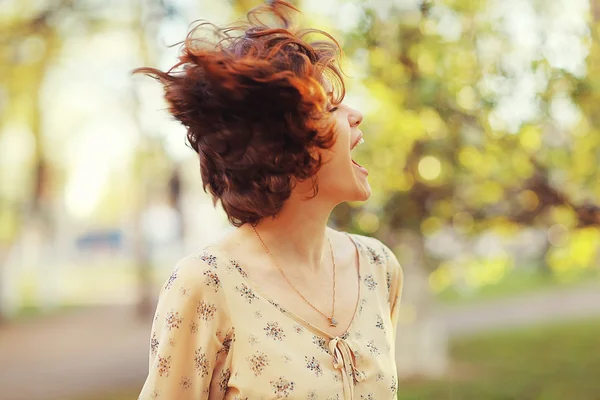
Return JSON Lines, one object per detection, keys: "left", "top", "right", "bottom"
{"left": 134, "top": 0, "right": 345, "bottom": 226}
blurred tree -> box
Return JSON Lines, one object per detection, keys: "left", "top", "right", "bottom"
{"left": 332, "top": 0, "right": 600, "bottom": 377}
{"left": 132, "top": 0, "right": 155, "bottom": 319}
{"left": 0, "top": 0, "right": 72, "bottom": 322}
{"left": 0, "top": 0, "right": 178, "bottom": 321}
{"left": 132, "top": 0, "right": 182, "bottom": 318}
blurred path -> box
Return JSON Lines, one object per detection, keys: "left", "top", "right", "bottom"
{"left": 436, "top": 281, "right": 600, "bottom": 337}
{"left": 0, "top": 305, "right": 151, "bottom": 400}
{"left": 1, "top": 283, "right": 600, "bottom": 400}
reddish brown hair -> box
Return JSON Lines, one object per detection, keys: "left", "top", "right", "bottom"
{"left": 134, "top": 0, "right": 345, "bottom": 227}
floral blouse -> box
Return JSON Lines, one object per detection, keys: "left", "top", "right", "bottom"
{"left": 138, "top": 233, "right": 403, "bottom": 400}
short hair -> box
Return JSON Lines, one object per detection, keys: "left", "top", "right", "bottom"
{"left": 134, "top": 0, "right": 345, "bottom": 226}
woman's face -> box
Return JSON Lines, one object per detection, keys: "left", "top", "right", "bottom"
{"left": 314, "top": 102, "right": 371, "bottom": 205}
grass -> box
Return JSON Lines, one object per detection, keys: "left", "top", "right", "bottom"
{"left": 397, "top": 318, "right": 600, "bottom": 400}
{"left": 435, "top": 266, "right": 600, "bottom": 305}
{"left": 10, "top": 303, "right": 83, "bottom": 321}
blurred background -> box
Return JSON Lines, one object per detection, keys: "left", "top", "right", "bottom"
{"left": 1, "top": 0, "right": 599, "bottom": 399}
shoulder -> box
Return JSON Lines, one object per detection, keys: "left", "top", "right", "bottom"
{"left": 149, "top": 249, "right": 234, "bottom": 349}
{"left": 157, "top": 247, "right": 229, "bottom": 300}
{"left": 152, "top": 248, "right": 235, "bottom": 327}
{"left": 346, "top": 232, "right": 402, "bottom": 281}
{"left": 346, "top": 233, "right": 397, "bottom": 266}
{"left": 347, "top": 232, "right": 403, "bottom": 301}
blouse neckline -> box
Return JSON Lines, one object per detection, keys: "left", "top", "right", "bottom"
{"left": 206, "top": 232, "right": 363, "bottom": 341}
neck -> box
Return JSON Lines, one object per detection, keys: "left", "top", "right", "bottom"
{"left": 245, "top": 189, "right": 336, "bottom": 273}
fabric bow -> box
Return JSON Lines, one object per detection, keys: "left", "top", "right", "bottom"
{"left": 328, "top": 336, "right": 365, "bottom": 400}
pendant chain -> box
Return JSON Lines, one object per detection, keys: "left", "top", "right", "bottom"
{"left": 252, "top": 226, "right": 338, "bottom": 327}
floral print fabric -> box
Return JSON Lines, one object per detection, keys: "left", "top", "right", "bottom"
{"left": 138, "top": 234, "right": 403, "bottom": 400}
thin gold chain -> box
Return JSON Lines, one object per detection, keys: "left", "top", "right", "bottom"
{"left": 252, "top": 226, "right": 337, "bottom": 325}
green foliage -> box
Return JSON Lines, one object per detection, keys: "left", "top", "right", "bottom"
{"left": 337, "top": 0, "right": 600, "bottom": 240}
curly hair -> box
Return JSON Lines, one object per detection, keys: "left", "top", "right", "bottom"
{"left": 133, "top": 0, "right": 345, "bottom": 227}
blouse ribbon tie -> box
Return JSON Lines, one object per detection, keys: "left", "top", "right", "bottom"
{"left": 328, "top": 336, "right": 365, "bottom": 400}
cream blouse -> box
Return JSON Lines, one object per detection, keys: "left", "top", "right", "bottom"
{"left": 138, "top": 233, "right": 403, "bottom": 400}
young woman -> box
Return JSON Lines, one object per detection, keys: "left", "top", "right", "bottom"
{"left": 135, "top": 1, "right": 403, "bottom": 399}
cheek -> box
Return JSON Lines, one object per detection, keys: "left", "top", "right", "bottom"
{"left": 318, "top": 137, "right": 345, "bottom": 165}
{"left": 330, "top": 124, "right": 351, "bottom": 157}
{"left": 315, "top": 148, "right": 345, "bottom": 180}
{"left": 321, "top": 144, "right": 348, "bottom": 171}
{"left": 314, "top": 121, "right": 351, "bottom": 176}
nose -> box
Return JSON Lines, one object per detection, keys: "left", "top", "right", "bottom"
{"left": 349, "top": 107, "right": 363, "bottom": 128}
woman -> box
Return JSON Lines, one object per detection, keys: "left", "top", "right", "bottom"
{"left": 136, "top": 1, "right": 403, "bottom": 399}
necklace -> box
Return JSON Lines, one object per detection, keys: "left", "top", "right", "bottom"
{"left": 252, "top": 226, "right": 338, "bottom": 327}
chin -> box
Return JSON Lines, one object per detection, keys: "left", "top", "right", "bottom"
{"left": 346, "top": 180, "right": 371, "bottom": 203}
{"left": 356, "top": 183, "right": 372, "bottom": 201}
{"left": 327, "top": 182, "right": 371, "bottom": 204}
{"left": 353, "top": 171, "right": 372, "bottom": 201}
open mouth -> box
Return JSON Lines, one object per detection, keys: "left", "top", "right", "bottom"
{"left": 350, "top": 136, "right": 368, "bottom": 174}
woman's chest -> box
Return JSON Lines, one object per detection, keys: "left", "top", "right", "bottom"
{"left": 223, "top": 289, "right": 398, "bottom": 400}
{"left": 227, "top": 248, "right": 361, "bottom": 338}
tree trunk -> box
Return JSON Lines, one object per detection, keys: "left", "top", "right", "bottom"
{"left": 389, "top": 228, "right": 449, "bottom": 378}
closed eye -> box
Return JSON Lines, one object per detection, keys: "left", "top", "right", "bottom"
{"left": 328, "top": 106, "right": 339, "bottom": 113}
